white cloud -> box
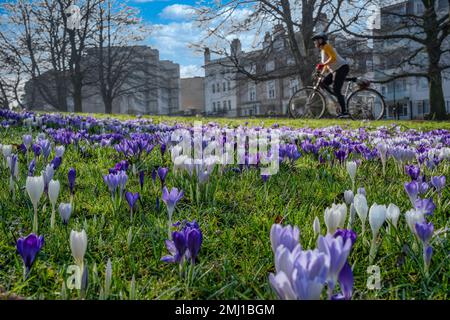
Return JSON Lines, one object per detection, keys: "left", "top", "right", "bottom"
{"left": 180, "top": 65, "right": 204, "bottom": 78}
{"left": 159, "top": 4, "right": 196, "bottom": 21}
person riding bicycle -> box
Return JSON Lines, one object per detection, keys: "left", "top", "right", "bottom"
{"left": 312, "top": 32, "right": 350, "bottom": 118}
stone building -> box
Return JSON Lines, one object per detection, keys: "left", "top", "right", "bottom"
{"left": 370, "top": 0, "right": 450, "bottom": 119}
{"left": 204, "top": 23, "right": 373, "bottom": 117}
{"left": 180, "top": 77, "right": 205, "bottom": 115}
{"left": 24, "top": 46, "right": 181, "bottom": 115}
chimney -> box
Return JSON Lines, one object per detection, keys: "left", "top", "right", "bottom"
{"left": 263, "top": 32, "right": 272, "bottom": 48}
{"left": 231, "top": 39, "right": 242, "bottom": 56}
{"left": 204, "top": 47, "right": 211, "bottom": 64}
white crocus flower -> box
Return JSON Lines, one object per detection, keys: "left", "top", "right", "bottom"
{"left": 313, "top": 216, "right": 321, "bottom": 237}
{"left": 369, "top": 204, "right": 387, "bottom": 237}
{"left": 386, "top": 203, "right": 400, "bottom": 229}
{"left": 70, "top": 229, "right": 88, "bottom": 267}
{"left": 368, "top": 203, "right": 387, "bottom": 264}
{"left": 48, "top": 180, "right": 60, "bottom": 228}
{"left": 324, "top": 203, "right": 346, "bottom": 234}
{"left": 346, "top": 161, "right": 357, "bottom": 190}
{"left": 26, "top": 175, "right": 45, "bottom": 233}
{"left": 405, "top": 209, "right": 425, "bottom": 235}
{"left": 354, "top": 193, "right": 368, "bottom": 235}
{"left": 344, "top": 190, "right": 354, "bottom": 205}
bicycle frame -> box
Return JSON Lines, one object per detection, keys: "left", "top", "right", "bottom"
{"left": 312, "top": 71, "right": 354, "bottom": 103}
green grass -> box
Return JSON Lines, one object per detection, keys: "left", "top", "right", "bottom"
{"left": 0, "top": 115, "right": 449, "bottom": 300}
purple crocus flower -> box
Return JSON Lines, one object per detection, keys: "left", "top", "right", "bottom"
{"left": 431, "top": 176, "right": 446, "bottom": 195}
{"left": 114, "top": 160, "right": 129, "bottom": 172}
{"left": 23, "top": 134, "right": 33, "bottom": 149}
{"left": 404, "top": 181, "right": 419, "bottom": 205}
{"left": 103, "top": 173, "right": 120, "bottom": 196}
{"left": 185, "top": 223, "right": 203, "bottom": 264}
{"left": 415, "top": 221, "right": 434, "bottom": 244}
{"left": 68, "top": 168, "right": 76, "bottom": 195}
{"left": 125, "top": 192, "right": 140, "bottom": 210}
{"left": 270, "top": 224, "right": 300, "bottom": 254}
{"left": 331, "top": 261, "right": 353, "bottom": 300}
{"left": 32, "top": 144, "right": 41, "bottom": 158}
{"left": 162, "top": 187, "right": 184, "bottom": 236}
{"left": 151, "top": 168, "right": 157, "bottom": 182}
{"left": 157, "top": 167, "right": 169, "bottom": 186}
{"left": 261, "top": 174, "right": 270, "bottom": 183}
{"left": 39, "top": 139, "right": 52, "bottom": 161}
{"left": 139, "top": 171, "right": 145, "bottom": 189}
{"left": 414, "top": 198, "right": 436, "bottom": 216}
{"left": 28, "top": 159, "right": 36, "bottom": 177}
{"left": 418, "top": 181, "right": 429, "bottom": 195}
{"left": 405, "top": 165, "right": 420, "bottom": 180}
{"left": 269, "top": 246, "right": 329, "bottom": 300}
{"left": 117, "top": 171, "right": 128, "bottom": 195}
{"left": 318, "top": 234, "right": 352, "bottom": 292}
{"left": 161, "top": 221, "right": 203, "bottom": 265}
{"left": 51, "top": 156, "right": 62, "bottom": 170}
{"left": 16, "top": 233, "right": 44, "bottom": 273}
{"left": 162, "top": 231, "right": 187, "bottom": 264}
{"left": 333, "top": 229, "right": 357, "bottom": 247}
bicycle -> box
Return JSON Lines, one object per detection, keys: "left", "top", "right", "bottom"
{"left": 288, "top": 70, "right": 386, "bottom": 120}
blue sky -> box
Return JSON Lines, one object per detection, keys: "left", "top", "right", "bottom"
{"left": 1, "top": 0, "right": 379, "bottom": 78}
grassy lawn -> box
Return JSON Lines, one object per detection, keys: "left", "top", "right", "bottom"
{"left": 0, "top": 111, "right": 448, "bottom": 300}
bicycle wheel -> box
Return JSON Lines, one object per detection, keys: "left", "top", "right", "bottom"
{"left": 347, "top": 88, "right": 386, "bottom": 121}
{"left": 289, "top": 86, "right": 326, "bottom": 119}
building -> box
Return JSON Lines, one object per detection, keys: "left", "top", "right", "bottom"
{"left": 180, "top": 77, "right": 205, "bottom": 115}
{"left": 204, "top": 22, "right": 372, "bottom": 117}
{"left": 371, "top": 0, "right": 450, "bottom": 119}
{"left": 24, "top": 46, "right": 181, "bottom": 115}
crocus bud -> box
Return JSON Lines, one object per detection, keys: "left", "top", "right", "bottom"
{"left": 48, "top": 180, "right": 60, "bottom": 207}
{"left": 369, "top": 204, "right": 387, "bottom": 237}
{"left": 70, "top": 229, "right": 87, "bottom": 266}
{"left": 344, "top": 190, "right": 354, "bottom": 205}
{"left": 353, "top": 194, "right": 368, "bottom": 230}
{"left": 55, "top": 146, "right": 65, "bottom": 158}
{"left": 386, "top": 203, "right": 400, "bottom": 229}
{"left": 59, "top": 203, "right": 72, "bottom": 224}
{"left": 313, "top": 216, "right": 321, "bottom": 236}
{"left": 346, "top": 161, "right": 357, "bottom": 185}
{"left": 26, "top": 175, "right": 45, "bottom": 208}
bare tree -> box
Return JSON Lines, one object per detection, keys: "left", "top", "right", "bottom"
{"left": 89, "top": 0, "right": 150, "bottom": 113}
{"left": 338, "top": 0, "right": 450, "bottom": 120}
{"left": 194, "top": 0, "right": 367, "bottom": 87}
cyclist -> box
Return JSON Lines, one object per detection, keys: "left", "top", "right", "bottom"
{"left": 312, "top": 32, "right": 350, "bottom": 118}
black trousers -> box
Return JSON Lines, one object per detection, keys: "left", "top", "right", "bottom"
{"left": 321, "top": 64, "right": 350, "bottom": 113}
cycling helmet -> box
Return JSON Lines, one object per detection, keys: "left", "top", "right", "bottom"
{"left": 311, "top": 32, "right": 328, "bottom": 42}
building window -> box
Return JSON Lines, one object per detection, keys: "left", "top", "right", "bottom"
{"left": 223, "top": 101, "right": 227, "bottom": 111}
{"left": 424, "top": 100, "right": 430, "bottom": 113}
{"left": 249, "top": 83, "right": 256, "bottom": 101}
{"left": 213, "top": 102, "right": 216, "bottom": 112}
{"left": 266, "top": 60, "right": 275, "bottom": 72}
{"left": 446, "top": 101, "right": 450, "bottom": 113}
{"left": 217, "top": 83, "right": 220, "bottom": 93}
{"left": 267, "top": 80, "right": 276, "bottom": 99}
{"left": 228, "top": 100, "right": 231, "bottom": 110}
{"left": 223, "top": 82, "right": 226, "bottom": 92}
{"left": 227, "top": 81, "right": 231, "bottom": 91}
{"left": 212, "top": 84, "right": 215, "bottom": 94}
{"left": 290, "top": 79, "right": 299, "bottom": 96}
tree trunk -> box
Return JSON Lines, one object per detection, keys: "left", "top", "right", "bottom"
{"left": 428, "top": 64, "right": 447, "bottom": 120}
{"left": 73, "top": 77, "right": 83, "bottom": 113}
{"left": 104, "top": 96, "right": 113, "bottom": 114}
